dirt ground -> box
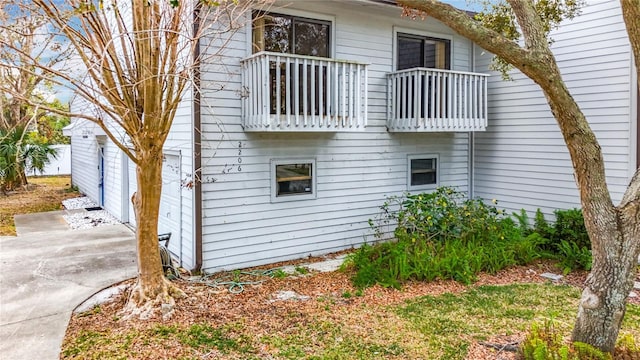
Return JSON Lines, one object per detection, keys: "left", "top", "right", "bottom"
{"left": 64, "top": 257, "right": 632, "bottom": 360}
{"left": 0, "top": 176, "right": 80, "bottom": 235}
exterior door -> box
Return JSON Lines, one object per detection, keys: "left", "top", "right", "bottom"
{"left": 127, "top": 157, "right": 137, "bottom": 227}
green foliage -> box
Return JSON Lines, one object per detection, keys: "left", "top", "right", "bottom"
{"left": 0, "top": 126, "right": 57, "bottom": 191}
{"left": 557, "top": 240, "right": 592, "bottom": 274}
{"left": 474, "top": 0, "right": 583, "bottom": 80}
{"left": 553, "top": 209, "right": 589, "bottom": 249}
{"left": 271, "top": 269, "right": 287, "bottom": 279}
{"left": 532, "top": 209, "right": 591, "bottom": 272}
{"left": 348, "top": 187, "right": 541, "bottom": 288}
{"left": 534, "top": 209, "right": 555, "bottom": 241}
{"left": 36, "top": 99, "right": 71, "bottom": 145}
{"left": 521, "top": 321, "right": 612, "bottom": 360}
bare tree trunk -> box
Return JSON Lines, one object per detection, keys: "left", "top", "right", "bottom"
{"left": 124, "top": 153, "right": 182, "bottom": 320}
{"left": 571, "top": 211, "right": 640, "bottom": 352}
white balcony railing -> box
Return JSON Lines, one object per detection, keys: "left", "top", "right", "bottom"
{"left": 387, "top": 68, "right": 489, "bottom": 132}
{"left": 241, "top": 52, "right": 368, "bottom": 131}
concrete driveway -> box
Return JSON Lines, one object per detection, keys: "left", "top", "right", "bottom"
{"left": 0, "top": 211, "right": 136, "bottom": 360}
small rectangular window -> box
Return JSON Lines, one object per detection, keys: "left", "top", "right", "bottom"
{"left": 271, "top": 159, "right": 316, "bottom": 201}
{"left": 408, "top": 154, "right": 439, "bottom": 190}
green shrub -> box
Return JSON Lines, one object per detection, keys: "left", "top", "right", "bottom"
{"left": 557, "top": 240, "right": 592, "bottom": 274}
{"left": 534, "top": 209, "right": 555, "bottom": 243}
{"left": 348, "top": 187, "right": 542, "bottom": 288}
{"left": 554, "top": 209, "right": 590, "bottom": 250}
{"left": 532, "top": 209, "right": 591, "bottom": 272}
{"left": 521, "top": 321, "right": 611, "bottom": 360}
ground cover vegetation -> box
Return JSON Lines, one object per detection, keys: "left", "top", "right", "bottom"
{"left": 348, "top": 187, "right": 592, "bottom": 289}
{"left": 0, "top": 175, "right": 78, "bottom": 235}
{"left": 61, "top": 265, "right": 639, "bottom": 360}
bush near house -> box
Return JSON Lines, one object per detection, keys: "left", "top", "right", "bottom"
{"left": 347, "top": 187, "right": 591, "bottom": 289}
{"left": 531, "top": 208, "right": 591, "bottom": 273}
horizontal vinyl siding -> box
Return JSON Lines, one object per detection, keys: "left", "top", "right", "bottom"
{"left": 69, "top": 127, "right": 100, "bottom": 203}
{"left": 163, "top": 87, "right": 195, "bottom": 268}
{"left": 473, "top": 0, "right": 633, "bottom": 217}
{"left": 198, "top": 2, "right": 474, "bottom": 272}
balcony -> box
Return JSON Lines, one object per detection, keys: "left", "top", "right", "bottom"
{"left": 241, "top": 52, "right": 368, "bottom": 132}
{"left": 387, "top": 68, "right": 489, "bottom": 132}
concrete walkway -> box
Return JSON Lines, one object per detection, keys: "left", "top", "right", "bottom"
{"left": 0, "top": 211, "right": 136, "bottom": 360}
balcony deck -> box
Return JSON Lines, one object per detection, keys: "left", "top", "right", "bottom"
{"left": 387, "top": 68, "right": 489, "bottom": 132}
{"left": 241, "top": 52, "right": 368, "bottom": 132}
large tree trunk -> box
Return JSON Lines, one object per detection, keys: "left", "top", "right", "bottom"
{"left": 124, "top": 153, "right": 182, "bottom": 320}
{"left": 396, "top": 0, "right": 640, "bottom": 354}
{"left": 572, "top": 211, "right": 640, "bottom": 352}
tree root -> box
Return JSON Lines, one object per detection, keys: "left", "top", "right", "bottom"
{"left": 121, "top": 276, "right": 184, "bottom": 320}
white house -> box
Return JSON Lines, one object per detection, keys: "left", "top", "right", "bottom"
{"left": 66, "top": 0, "right": 637, "bottom": 273}
{"left": 474, "top": 0, "right": 637, "bottom": 216}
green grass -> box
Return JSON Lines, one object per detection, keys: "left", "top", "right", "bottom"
{"left": 62, "top": 284, "right": 640, "bottom": 359}
{"left": 260, "top": 320, "right": 406, "bottom": 360}
{"left": 0, "top": 175, "right": 79, "bottom": 235}
{"left": 396, "top": 284, "right": 640, "bottom": 360}
{"left": 63, "top": 323, "right": 254, "bottom": 360}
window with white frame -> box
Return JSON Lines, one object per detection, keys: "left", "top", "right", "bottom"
{"left": 397, "top": 33, "right": 451, "bottom": 71}
{"left": 271, "top": 159, "right": 316, "bottom": 201}
{"left": 252, "top": 11, "right": 331, "bottom": 57}
{"left": 408, "top": 154, "right": 439, "bottom": 190}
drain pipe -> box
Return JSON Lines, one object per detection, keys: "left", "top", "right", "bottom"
{"left": 192, "top": 6, "right": 203, "bottom": 273}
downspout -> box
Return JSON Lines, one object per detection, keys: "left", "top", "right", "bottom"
{"left": 468, "top": 42, "right": 476, "bottom": 199}
{"left": 192, "top": 6, "right": 203, "bottom": 273}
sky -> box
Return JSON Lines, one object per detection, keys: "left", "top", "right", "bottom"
{"left": 441, "top": 0, "right": 484, "bottom": 11}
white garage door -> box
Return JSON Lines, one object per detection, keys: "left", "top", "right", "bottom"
{"left": 126, "top": 154, "right": 181, "bottom": 259}
{"left": 127, "top": 157, "right": 137, "bottom": 227}
{"left": 158, "top": 154, "right": 182, "bottom": 258}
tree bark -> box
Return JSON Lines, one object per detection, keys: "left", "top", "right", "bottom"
{"left": 397, "top": 0, "right": 640, "bottom": 353}
{"left": 124, "top": 152, "right": 182, "bottom": 320}
{"left": 572, "top": 214, "right": 640, "bottom": 352}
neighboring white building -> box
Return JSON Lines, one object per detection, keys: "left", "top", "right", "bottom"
{"left": 474, "top": 0, "right": 637, "bottom": 216}
{"left": 66, "top": 0, "right": 637, "bottom": 273}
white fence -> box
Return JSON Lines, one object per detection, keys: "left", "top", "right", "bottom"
{"left": 29, "top": 144, "right": 71, "bottom": 176}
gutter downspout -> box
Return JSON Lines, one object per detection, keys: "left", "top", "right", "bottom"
{"left": 469, "top": 42, "right": 476, "bottom": 199}
{"left": 193, "top": 6, "right": 203, "bottom": 273}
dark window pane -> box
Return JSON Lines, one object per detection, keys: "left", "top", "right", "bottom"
{"left": 398, "top": 36, "right": 423, "bottom": 70}
{"left": 294, "top": 20, "right": 329, "bottom": 57}
{"left": 411, "top": 158, "right": 437, "bottom": 186}
{"left": 276, "top": 163, "right": 312, "bottom": 196}
{"left": 424, "top": 41, "right": 437, "bottom": 68}
{"left": 397, "top": 34, "right": 451, "bottom": 70}
{"left": 262, "top": 14, "right": 291, "bottom": 53}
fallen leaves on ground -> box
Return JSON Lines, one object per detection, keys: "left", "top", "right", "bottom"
{"left": 60, "top": 256, "right": 640, "bottom": 360}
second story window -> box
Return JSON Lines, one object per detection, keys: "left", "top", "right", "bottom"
{"left": 253, "top": 12, "right": 330, "bottom": 58}
{"left": 397, "top": 33, "right": 450, "bottom": 70}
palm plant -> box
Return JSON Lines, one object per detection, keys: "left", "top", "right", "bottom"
{"left": 0, "top": 125, "right": 57, "bottom": 191}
